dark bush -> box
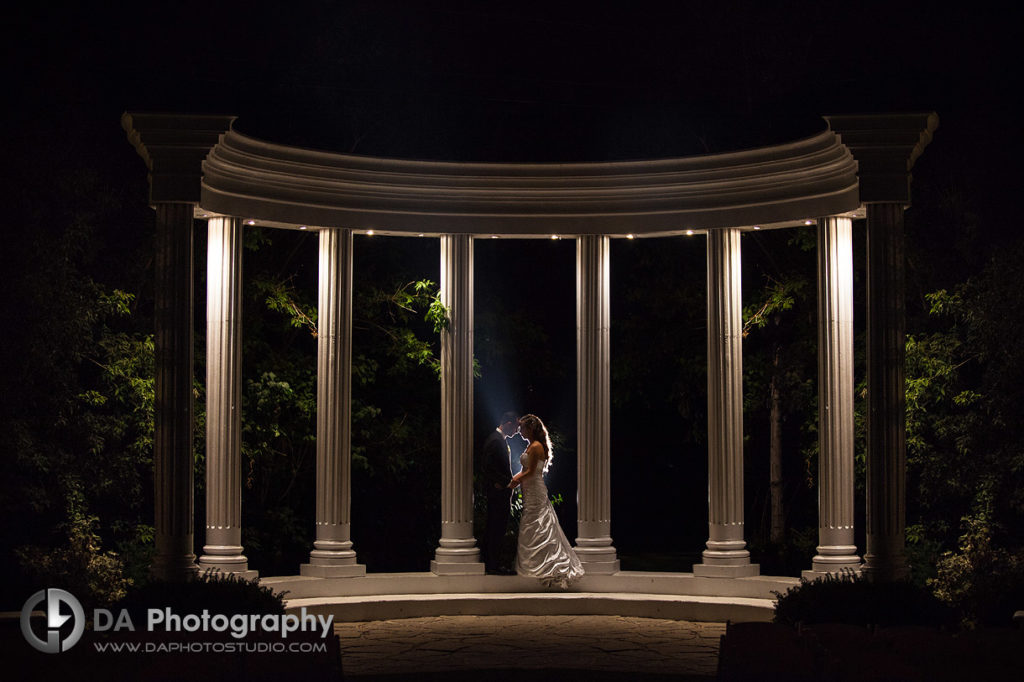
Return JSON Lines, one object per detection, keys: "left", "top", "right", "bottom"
{"left": 773, "top": 571, "right": 956, "bottom": 629}
{"left": 112, "top": 570, "right": 287, "bottom": 622}
{"left": 928, "top": 514, "right": 1024, "bottom": 628}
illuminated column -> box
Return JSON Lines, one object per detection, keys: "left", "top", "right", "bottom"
{"left": 863, "top": 203, "right": 910, "bottom": 581}
{"left": 431, "top": 234, "right": 484, "bottom": 574}
{"left": 804, "top": 216, "right": 861, "bottom": 579}
{"left": 151, "top": 203, "right": 198, "bottom": 581}
{"left": 575, "top": 235, "right": 619, "bottom": 574}
{"left": 198, "top": 216, "right": 255, "bottom": 577}
{"left": 695, "top": 228, "right": 758, "bottom": 577}
{"left": 302, "top": 228, "right": 365, "bottom": 577}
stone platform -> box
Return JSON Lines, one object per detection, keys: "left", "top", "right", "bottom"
{"left": 265, "top": 571, "right": 795, "bottom": 624}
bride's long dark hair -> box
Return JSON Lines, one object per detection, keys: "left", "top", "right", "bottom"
{"left": 519, "top": 413, "right": 554, "bottom": 472}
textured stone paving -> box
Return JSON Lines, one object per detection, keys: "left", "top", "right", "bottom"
{"left": 335, "top": 615, "right": 726, "bottom": 678}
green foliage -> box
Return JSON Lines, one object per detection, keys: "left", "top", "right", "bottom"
{"left": 16, "top": 479, "right": 132, "bottom": 608}
{"left": 253, "top": 278, "right": 318, "bottom": 337}
{"left": 903, "top": 244, "right": 1024, "bottom": 557}
{"left": 243, "top": 234, "right": 447, "bottom": 571}
{"left": 773, "top": 571, "right": 955, "bottom": 628}
{"left": 929, "top": 498, "right": 1024, "bottom": 628}
{"left": 742, "top": 276, "right": 806, "bottom": 337}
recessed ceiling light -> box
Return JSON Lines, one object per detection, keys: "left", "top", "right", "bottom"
{"left": 626, "top": 234, "right": 635, "bottom": 239}
{"left": 686, "top": 230, "right": 695, "bottom": 236}
{"left": 367, "top": 230, "right": 375, "bottom": 236}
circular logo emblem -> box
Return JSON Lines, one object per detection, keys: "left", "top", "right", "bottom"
{"left": 20, "top": 588, "right": 86, "bottom": 654}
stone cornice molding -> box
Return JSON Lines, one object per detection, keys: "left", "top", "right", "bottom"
{"left": 824, "top": 113, "right": 939, "bottom": 204}
{"left": 200, "top": 125, "right": 859, "bottom": 235}
{"left": 122, "top": 112, "right": 237, "bottom": 204}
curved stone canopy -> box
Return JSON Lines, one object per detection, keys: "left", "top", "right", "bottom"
{"left": 200, "top": 122, "right": 860, "bottom": 236}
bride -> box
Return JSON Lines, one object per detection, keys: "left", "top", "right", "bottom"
{"left": 508, "top": 414, "right": 584, "bottom": 588}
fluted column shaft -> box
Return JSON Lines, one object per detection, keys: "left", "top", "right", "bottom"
{"left": 863, "top": 203, "right": 910, "bottom": 580}
{"left": 151, "top": 203, "right": 198, "bottom": 580}
{"left": 575, "top": 235, "right": 619, "bottom": 573}
{"left": 695, "top": 228, "right": 758, "bottom": 577}
{"left": 302, "top": 228, "right": 365, "bottom": 577}
{"left": 431, "top": 234, "right": 483, "bottom": 574}
{"left": 199, "top": 217, "right": 252, "bottom": 575}
{"left": 805, "top": 217, "right": 861, "bottom": 578}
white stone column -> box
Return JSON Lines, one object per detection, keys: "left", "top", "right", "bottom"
{"left": 574, "top": 235, "right": 619, "bottom": 574}
{"left": 804, "top": 216, "right": 861, "bottom": 579}
{"left": 431, "top": 234, "right": 483, "bottom": 574}
{"left": 151, "top": 203, "right": 198, "bottom": 581}
{"left": 302, "top": 228, "right": 365, "bottom": 577}
{"left": 694, "top": 228, "right": 758, "bottom": 578}
{"left": 863, "top": 203, "right": 910, "bottom": 581}
{"left": 198, "top": 216, "right": 255, "bottom": 577}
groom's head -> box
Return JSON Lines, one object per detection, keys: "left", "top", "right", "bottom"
{"left": 498, "top": 411, "right": 519, "bottom": 437}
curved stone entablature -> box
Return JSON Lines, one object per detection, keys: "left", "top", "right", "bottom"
{"left": 200, "top": 125, "right": 859, "bottom": 235}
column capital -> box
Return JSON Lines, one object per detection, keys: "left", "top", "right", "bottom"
{"left": 824, "top": 113, "right": 938, "bottom": 204}
{"left": 122, "top": 112, "right": 236, "bottom": 205}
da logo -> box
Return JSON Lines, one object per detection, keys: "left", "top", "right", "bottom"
{"left": 21, "top": 589, "right": 86, "bottom": 654}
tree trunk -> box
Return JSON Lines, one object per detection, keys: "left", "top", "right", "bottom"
{"left": 769, "top": 341, "right": 785, "bottom": 544}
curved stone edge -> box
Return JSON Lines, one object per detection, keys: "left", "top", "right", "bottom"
{"left": 285, "top": 592, "right": 776, "bottom": 623}
{"left": 200, "top": 125, "right": 859, "bottom": 234}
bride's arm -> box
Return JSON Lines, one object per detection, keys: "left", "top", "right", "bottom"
{"left": 508, "top": 443, "right": 544, "bottom": 488}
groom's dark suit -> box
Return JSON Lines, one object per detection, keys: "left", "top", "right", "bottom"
{"left": 480, "top": 428, "right": 513, "bottom": 572}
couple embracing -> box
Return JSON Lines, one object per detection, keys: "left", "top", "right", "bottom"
{"left": 481, "top": 412, "right": 584, "bottom": 588}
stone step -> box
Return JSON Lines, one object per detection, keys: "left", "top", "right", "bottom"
{"left": 286, "top": 591, "right": 776, "bottom": 623}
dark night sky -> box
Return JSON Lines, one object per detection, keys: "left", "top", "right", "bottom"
{"left": 7, "top": 2, "right": 1021, "bottom": 156}
{"left": 4, "top": 2, "right": 1022, "bottom": 556}
{"left": 6, "top": 2, "right": 1021, "bottom": 243}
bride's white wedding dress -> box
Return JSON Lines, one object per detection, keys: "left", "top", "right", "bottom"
{"left": 515, "top": 451, "right": 584, "bottom": 588}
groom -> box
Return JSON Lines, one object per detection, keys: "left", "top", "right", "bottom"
{"left": 480, "top": 411, "right": 519, "bottom": 574}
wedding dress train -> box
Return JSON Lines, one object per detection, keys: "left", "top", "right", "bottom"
{"left": 515, "top": 451, "right": 584, "bottom": 588}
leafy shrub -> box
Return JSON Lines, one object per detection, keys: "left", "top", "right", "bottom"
{"left": 773, "top": 570, "right": 955, "bottom": 628}
{"left": 114, "top": 570, "right": 287, "bottom": 622}
{"left": 16, "top": 483, "right": 132, "bottom": 608}
{"left": 929, "top": 513, "right": 1024, "bottom": 628}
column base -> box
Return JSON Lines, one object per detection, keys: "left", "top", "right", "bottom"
{"left": 863, "top": 534, "right": 910, "bottom": 581}
{"left": 300, "top": 563, "right": 366, "bottom": 578}
{"left": 862, "top": 554, "right": 910, "bottom": 582}
{"left": 574, "top": 534, "right": 619, "bottom": 575}
{"left": 694, "top": 542, "right": 759, "bottom": 578}
{"left": 693, "top": 563, "right": 760, "bottom": 578}
{"left": 429, "top": 559, "right": 485, "bottom": 575}
{"left": 804, "top": 544, "right": 862, "bottom": 580}
{"left": 301, "top": 547, "right": 366, "bottom": 577}
{"left": 198, "top": 544, "right": 256, "bottom": 579}
{"left": 432, "top": 525, "right": 484, "bottom": 575}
